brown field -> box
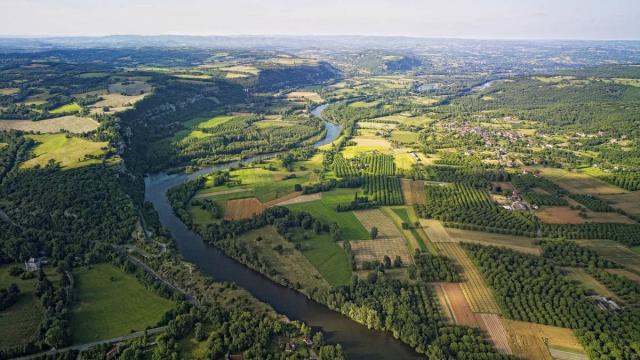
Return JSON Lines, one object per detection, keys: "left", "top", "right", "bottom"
{"left": 89, "top": 93, "right": 147, "bottom": 114}
{"left": 503, "top": 320, "right": 585, "bottom": 360}
{"left": 224, "top": 198, "right": 265, "bottom": 220}
{"left": 436, "top": 243, "right": 501, "bottom": 313}
{"left": 352, "top": 137, "right": 392, "bottom": 148}
{"left": 349, "top": 238, "right": 411, "bottom": 268}
{"left": 446, "top": 228, "right": 541, "bottom": 255}
{"left": 0, "top": 88, "right": 19, "bottom": 95}
{"left": 434, "top": 284, "right": 454, "bottom": 323}
{"left": 536, "top": 206, "right": 635, "bottom": 224}
{"left": 607, "top": 269, "right": 640, "bottom": 285}
{"left": 440, "top": 283, "right": 479, "bottom": 327}
{"left": 477, "top": 313, "right": 512, "bottom": 355}
{"left": 420, "top": 220, "right": 454, "bottom": 243}
{"left": 225, "top": 72, "right": 250, "bottom": 79}
{"left": 600, "top": 191, "right": 640, "bottom": 217}
{"left": 492, "top": 181, "right": 514, "bottom": 192}
{"left": 534, "top": 167, "right": 626, "bottom": 195}
{"left": 273, "top": 193, "right": 321, "bottom": 206}
{"left": 353, "top": 209, "right": 404, "bottom": 240}
{"left": 286, "top": 91, "right": 323, "bottom": 103}
{"left": 576, "top": 240, "right": 640, "bottom": 273}
{"left": 0, "top": 116, "right": 99, "bottom": 133}
{"left": 400, "top": 179, "right": 426, "bottom": 205}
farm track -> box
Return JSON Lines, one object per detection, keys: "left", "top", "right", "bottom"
{"left": 436, "top": 243, "right": 501, "bottom": 313}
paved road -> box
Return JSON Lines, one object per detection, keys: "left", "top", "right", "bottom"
{"left": 12, "top": 327, "right": 167, "bottom": 360}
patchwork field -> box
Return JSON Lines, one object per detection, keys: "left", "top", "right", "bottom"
{"left": 503, "top": 320, "right": 586, "bottom": 360}
{"left": 536, "top": 206, "right": 635, "bottom": 224}
{"left": 0, "top": 115, "right": 99, "bottom": 133}
{"left": 353, "top": 209, "right": 405, "bottom": 240}
{"left": 436, "top": 243, "right": 501, "bottom": 313}
{"left": 400, "top": 179, "right": 426, "bottom": 205}
{"left": 70, "top": 264, "right": 174, "bottom": 343}
{"left": 21, "top": 133, "right": 107, "bottom": 169}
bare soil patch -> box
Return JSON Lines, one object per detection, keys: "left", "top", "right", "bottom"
{"left": 286, "top": 91, "right": 323, "bottom": 103}
{"left": 503, "top": 320, "right": 585, "bottom": 360}
{"left": 446, "top": 228, "right": 541, "bottom": 255}
{"left": 264, "top": 192, "right": 304, "bottom": 207}
{"left": 420, "top": 220, "right": 453, "bottom": 243}
{"left": 441, "top": 283, "right": 479, "bottom": 327}
{"left": 401, "top": 179, "right": 426, "bottom": 205}
{"left": 224, "top": 198, "right": 266, "bottom": 220}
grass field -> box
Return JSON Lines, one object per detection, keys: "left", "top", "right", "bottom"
{"left": 503, "top": 320, "right": 585, "bottom": 360}
{"left": 390, "top": 130, "right": 419, "bottom": 144}
{"left": 227, "top": 168, "right": 309, "bottom": 202}
{"left": 563, "top": 267, "right": 619, "bottom": 300}
{"left": 296, "top": 230, "right": 352, "bottom": 286}
{"left": 235, "top": 227, "right": 330, "bottom": 290}
{"left": 599, "top": 191, "right": 640, "bottom": 218}
{"left": 388, "top": 206, "right": 427, "bottom": 251}
{"left": 536, "top": 205, "right": 634, "bottom": 224}
{"left": 436, "top": 243, "right": 501, "bottom": 313}
{"left": 0, "top": 265, "right": 59, "bottom": 350}
{"left": 286, "top": 188, "right": 370, "bottom": 241}
{"left": 21, "top": 133, "right": 107, "bottom": 169}
{"left": 50, "top": 102, "right": 82, "bottom": 114}
{"left": 70, "top": 264, "right": 174, "bottom": 344}
{"left": 533, "top": 167, "right": 627, "bottom": 195}
{"left": 286, "top": 91, "right": 323, "bottom": 103}
{"left": 575, "top": 239, "right": 640, "bottom": 274}
{"left": 445, "top": 228, "right": 541, "bottom": 255}
{"left": 0, "top": 116, "right": 99, "bottom": 133}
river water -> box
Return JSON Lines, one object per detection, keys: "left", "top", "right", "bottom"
{"left": 144, "top": 104, "right": 422, "bottom": 359}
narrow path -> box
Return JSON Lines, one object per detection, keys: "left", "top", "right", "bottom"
{"left": 126, "top": 254, "right": 199, "bottom": 305}
{"left": 12, "top": 327, "right": 167, "bottom": 360}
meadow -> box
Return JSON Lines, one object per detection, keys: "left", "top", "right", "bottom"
{"left": 70, "top": 264, "right": 174, "bottom": 343}
{"left": 286, "top": 188, "right": 370, "bottom": 241}
{"left": 21, "top": 133, "right": 107, "bottom": 169}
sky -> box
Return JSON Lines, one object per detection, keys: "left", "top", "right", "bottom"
{"left": 1, "top": 0, "right": 639, "bottom": 40}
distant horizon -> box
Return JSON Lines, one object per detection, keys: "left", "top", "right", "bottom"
{"left": 2, "top": 0, "right": 639, "bottom": 41}
{"left": 1, "top": 34, "right": 639, "bottom": 42}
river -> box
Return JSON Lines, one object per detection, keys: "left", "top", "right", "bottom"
{"left": 144, "top": 104, "right": 422, "bottom": 360}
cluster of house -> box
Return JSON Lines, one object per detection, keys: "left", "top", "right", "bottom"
{"left": 24, "top": 257, "right": 47, "bottom": 272}
{"left": 592, "top": 296, "right": 621, "bottom": 311}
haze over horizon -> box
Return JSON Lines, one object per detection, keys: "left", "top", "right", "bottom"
{"left": 2, "top": 0, "right": 639, "bottom": 41}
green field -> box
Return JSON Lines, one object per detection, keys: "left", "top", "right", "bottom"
{"left": 296, "top": 231, "right": 352, "bottom": 286}
{"left": 0, "top": 265, "right": 57, "bottom": 350}
{"left": 391, "top": 207, "right": 427, "bottom": 251}
{"left": 286, "top": 188, "right": 370, "bottom": 241}
{"left": 201, "top": 167, "right": 310, "bottom": 202}
{"left": 22, "top": 133, "right": 107, "bottom": 169}
{"left": 70, "top": 264, "right": 174, "bottom": 343}
{"left": 391, "top": 130, "right": 419, "bottom": 144}
{"left": 50, "top": 102, "right": 82, "bottom": 114}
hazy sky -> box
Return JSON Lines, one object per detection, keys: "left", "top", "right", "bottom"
{"left": 2, "top": 0, "right": 639, "bottom": 40}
